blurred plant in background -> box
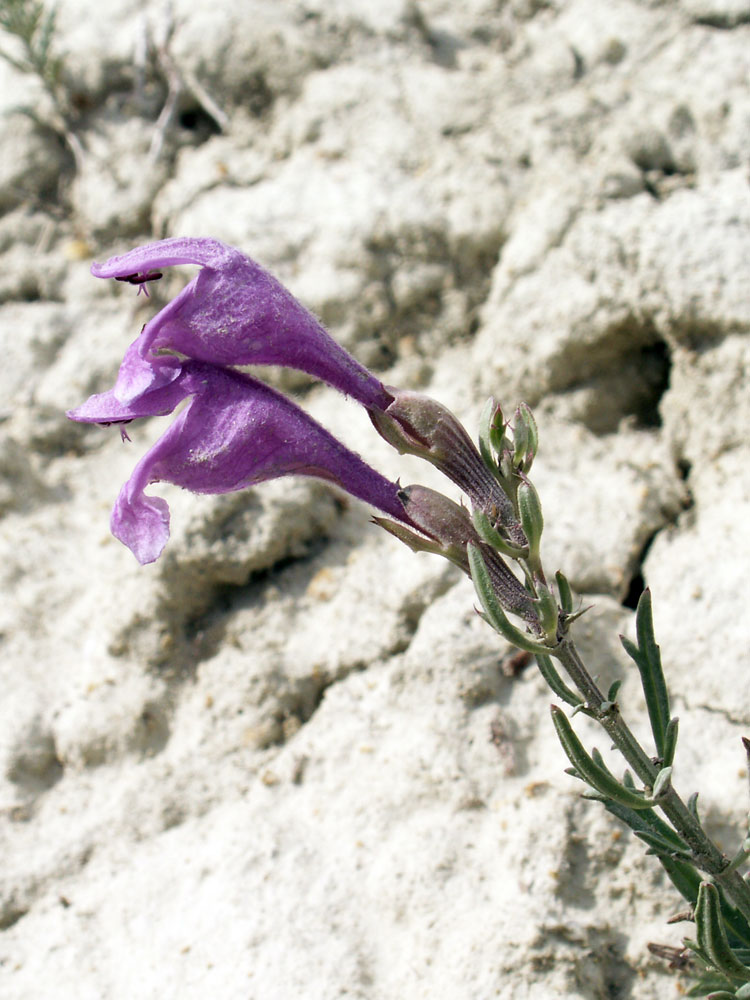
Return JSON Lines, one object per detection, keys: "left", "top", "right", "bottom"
{"left": 0, "top": 0, "right": 226, "bottom": 173}
{"left": 0, "top": 0, "right": 84, "bottom": 166}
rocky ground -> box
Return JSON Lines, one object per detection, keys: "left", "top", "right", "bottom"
{"left": 1, "top": 1, "right": 750, "bottom": 997}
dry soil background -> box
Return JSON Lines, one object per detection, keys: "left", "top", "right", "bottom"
{"left": 1, "top": 1, "right": 750, "bottom": 998}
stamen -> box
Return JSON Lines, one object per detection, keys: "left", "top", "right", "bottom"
{"left": 114, "top": 271, "right": 164, "bottom": 298}
{"left": 96, "top": 418, "right": 134, "bottom": 442}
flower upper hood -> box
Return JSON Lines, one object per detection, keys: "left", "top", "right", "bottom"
{"left": 92, "top": 237, "right": 393, "bottom": 411}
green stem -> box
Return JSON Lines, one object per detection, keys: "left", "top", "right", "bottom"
{"left": 554, "top": 637, "right": 750, "bottom": 925}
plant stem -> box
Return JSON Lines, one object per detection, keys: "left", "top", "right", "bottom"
{"left": 554, "top": 637, "right": 750, "bottom": 924}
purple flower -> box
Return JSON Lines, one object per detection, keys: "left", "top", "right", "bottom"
{"left": 92, "top": 237, "right": 393, "bottom": 411}
{"left": 370, "top": 388, "right": 526, "bottom": 548}
{"left": 68, "top": 360, "right": 409, "bottom": 565}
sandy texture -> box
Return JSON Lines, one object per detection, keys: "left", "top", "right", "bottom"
{"left": 1, "top": 1, "right": 749, "bottom": 997}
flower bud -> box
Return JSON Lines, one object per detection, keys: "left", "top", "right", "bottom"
{"left": 484, "top": 546, "right": 538, "bottom": 625}
{"left": 369, "top": 389, "right": 523, "bottom": 543}
{"left": 477, "top": 398, "right": 509, "bottom": 473}
{"left": 513, "top": 403, "right": 539, "bottom": 472}
{"left": 533, "top": 578, "right": 559, "bottom": 642}
{"left": 378, "top": 485, "right": 537, "bottom": 625}
{"left": 468, "top": 544, "right": 545, "bottom": 649}
{"left": 378, "top": 485, "right": 476, "bottom": 572}
{"left": 518, "top": 475, "right": 544, "bottom": 568}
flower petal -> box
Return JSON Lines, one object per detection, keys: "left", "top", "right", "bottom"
{"left": 67, "top": 354, "right": 188, "bottom": 424}
{"left": 94, "top": 237, "right": 393, "bottom": 411}
{"left": 91, "top": 237, "right": 239, "bottom": 277}
{"left": 111, "top": 467, "right": 171, "bottom": 565}
{"left": 112, "top": 338, "right": 183, "bottom": 402}
{"left": 108, "top": 361, "right": 408, "bottom": 563}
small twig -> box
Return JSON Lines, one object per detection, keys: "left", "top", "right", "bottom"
{"left": 133, "top": 13, "right": 148, "bottom": 109}
{"left": 647, "top": 942, "right": 693, "bottom": 971}
{"left": 181, "top": 64, "right": 229, "bottom": 131}
{"left": 149, "top": 42, "right": 181, "bottom": 163}
{"left": 147, "top": 0, "right": 227, "bottom": 163}
{"left": 33, "top": 215, "right": 54, "bottom": 253}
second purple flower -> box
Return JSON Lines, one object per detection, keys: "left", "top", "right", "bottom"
{"left": 69, "top": 360, "right": 411, "bottom": 565}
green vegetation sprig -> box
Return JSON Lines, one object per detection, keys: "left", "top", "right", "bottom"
{"left": 468, "top": 401, "right": 750, "bottom": 998}
{"left": 0, "top": 0, "right": 84, "bottom": 166}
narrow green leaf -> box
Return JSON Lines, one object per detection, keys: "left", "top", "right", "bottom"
{"left": 620, "top": 632, "right": 669, "bottom": 760}
{"left": 536, "top": 653, "right": 582, "bottom": 707}
{"left": 39, "top": 7, "right": 58, "bottom": 64}
{"left": 471, "top": 508, "right": 527, "bottom": 558}
{"left": 597, "top": 800, "right": 696, "bottom": 896}
{"left": 718, "top": 904, "right": 750, "bottom": 953}
{"left": 373, "top": 517, "right": 448, "bottom": 559}
{"left": 516, "top": 403, "right": 539, "bottom": 471}
{"left": 602, "top": 799, "right": 689, "bottom": 852}
{"left": 590, "top": 747, "right": 611, "bottom": 773}
{"left": 551, "top": 706, "right": 656, "bottom": 809}
{"left": 620, "top": 634, "right": 645, "bottom": 669}
{"left": 555, "top": 570, "right": 574, "bottom": 614}
{"left": 653, "top": 765, "right": 673, "bottom": 800}
{"left": 641, "top": 813, "right": 690, "bottom": 852}
{"left": 725, "top": 839, "right": 750, "bottom": 875}
{"left": 518, "top": 478, "right": 543, "bottom": 563}
{"left": 660, "top": 854, "right": 702, "bottom": 908}
{"left": 634, "top": 588, "right": 672, "bottom": 758}
{"left": 533, "top": 580, "right": 559, "bottom": 640}
{"left": 595, "top": 799, "right": 643, "bottom": 827}
{"left": 512, "top": 412, "right": 530, "bottom": 469}
{"left": 634, "top": 829, "right": 694, "bottom": 860}
{"left": 564, "top": 604, "right": 594, "bottom": 628}
{"left": 663, "top": 717, "right": 679, "bottom": 768}
{"left": 671, "top": 880, "right": 750, "bottom": 959}
{"left": 607, "top": 678, "right": 622, "bottom": 703}
{"left": 489, "top": 403, "right": 507, "bottom": 456}
{"left": 696, "top": 882, "right": 750, "bottom": 983}
{"left": 685, "top": 967, "right": 739, "bottom": 996}
{"left": 0, "top": 50, "right": 29, "bottom": 74}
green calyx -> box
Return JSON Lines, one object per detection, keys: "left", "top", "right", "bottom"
{"left": 513, "top": 403, "right": 538, "bottom": 473}
{"left": 468, "top": 543, "right": 551, "bottom": 655}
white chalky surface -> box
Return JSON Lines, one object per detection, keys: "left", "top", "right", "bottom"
{"left": 1, "top": 1, "right": 750, "bottom": 997}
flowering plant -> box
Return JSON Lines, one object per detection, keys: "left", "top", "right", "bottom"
{"left": 69, "top": 237, "right": 750, "bottom": 998}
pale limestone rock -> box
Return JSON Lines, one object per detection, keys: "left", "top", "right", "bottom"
{"left": 2, "top": 1, "right": 750, "bottom": 997}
